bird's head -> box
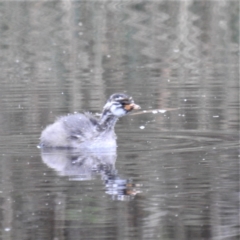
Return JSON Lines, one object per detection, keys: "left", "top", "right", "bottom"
{"left": 102, "top": 93, "right": 141, "bottom": 118}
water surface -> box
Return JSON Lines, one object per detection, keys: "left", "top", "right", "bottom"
{"left": 0, "top": 1, "right": 239, "bottom": 240}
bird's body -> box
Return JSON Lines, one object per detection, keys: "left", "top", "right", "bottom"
{"left": 40, "top": 93, "right": 140, "bottom": 149}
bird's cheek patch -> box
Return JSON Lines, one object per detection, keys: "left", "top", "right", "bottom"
{"left": 124, "top": 103, "right": 141, "bottom": 111}
{"left": 124, "top": 104, "right": 133, "bottom": 111}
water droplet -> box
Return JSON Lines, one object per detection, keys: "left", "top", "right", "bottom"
{"left": 158, "top": 110, "right": 166, "bottom": 113}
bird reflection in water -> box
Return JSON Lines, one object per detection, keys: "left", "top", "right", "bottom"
{"left": 41, "top": 149, "right": 141, "bottom": 200}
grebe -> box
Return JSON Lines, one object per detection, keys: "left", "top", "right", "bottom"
{"left": 40, "top": 93, "right": 140, "bottom": 149}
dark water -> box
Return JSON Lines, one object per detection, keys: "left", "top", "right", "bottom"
{"left": 0, "top": 1, "right": 239, "bottom": 240}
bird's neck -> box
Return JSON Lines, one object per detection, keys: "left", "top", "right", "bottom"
{"left": 99, "top": 111, "right": 118, "bottom": 131}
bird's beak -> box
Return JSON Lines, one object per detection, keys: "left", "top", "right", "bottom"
{"left": 124, "top": 103, "right": 141, "bottom": 111}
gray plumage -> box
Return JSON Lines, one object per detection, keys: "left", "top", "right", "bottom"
{"left": 39, "top": 93, "right": 140, "bottom": 149}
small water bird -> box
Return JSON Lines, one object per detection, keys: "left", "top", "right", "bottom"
{"left": 40, "top": 93, "right": 140, "bottom": 149}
